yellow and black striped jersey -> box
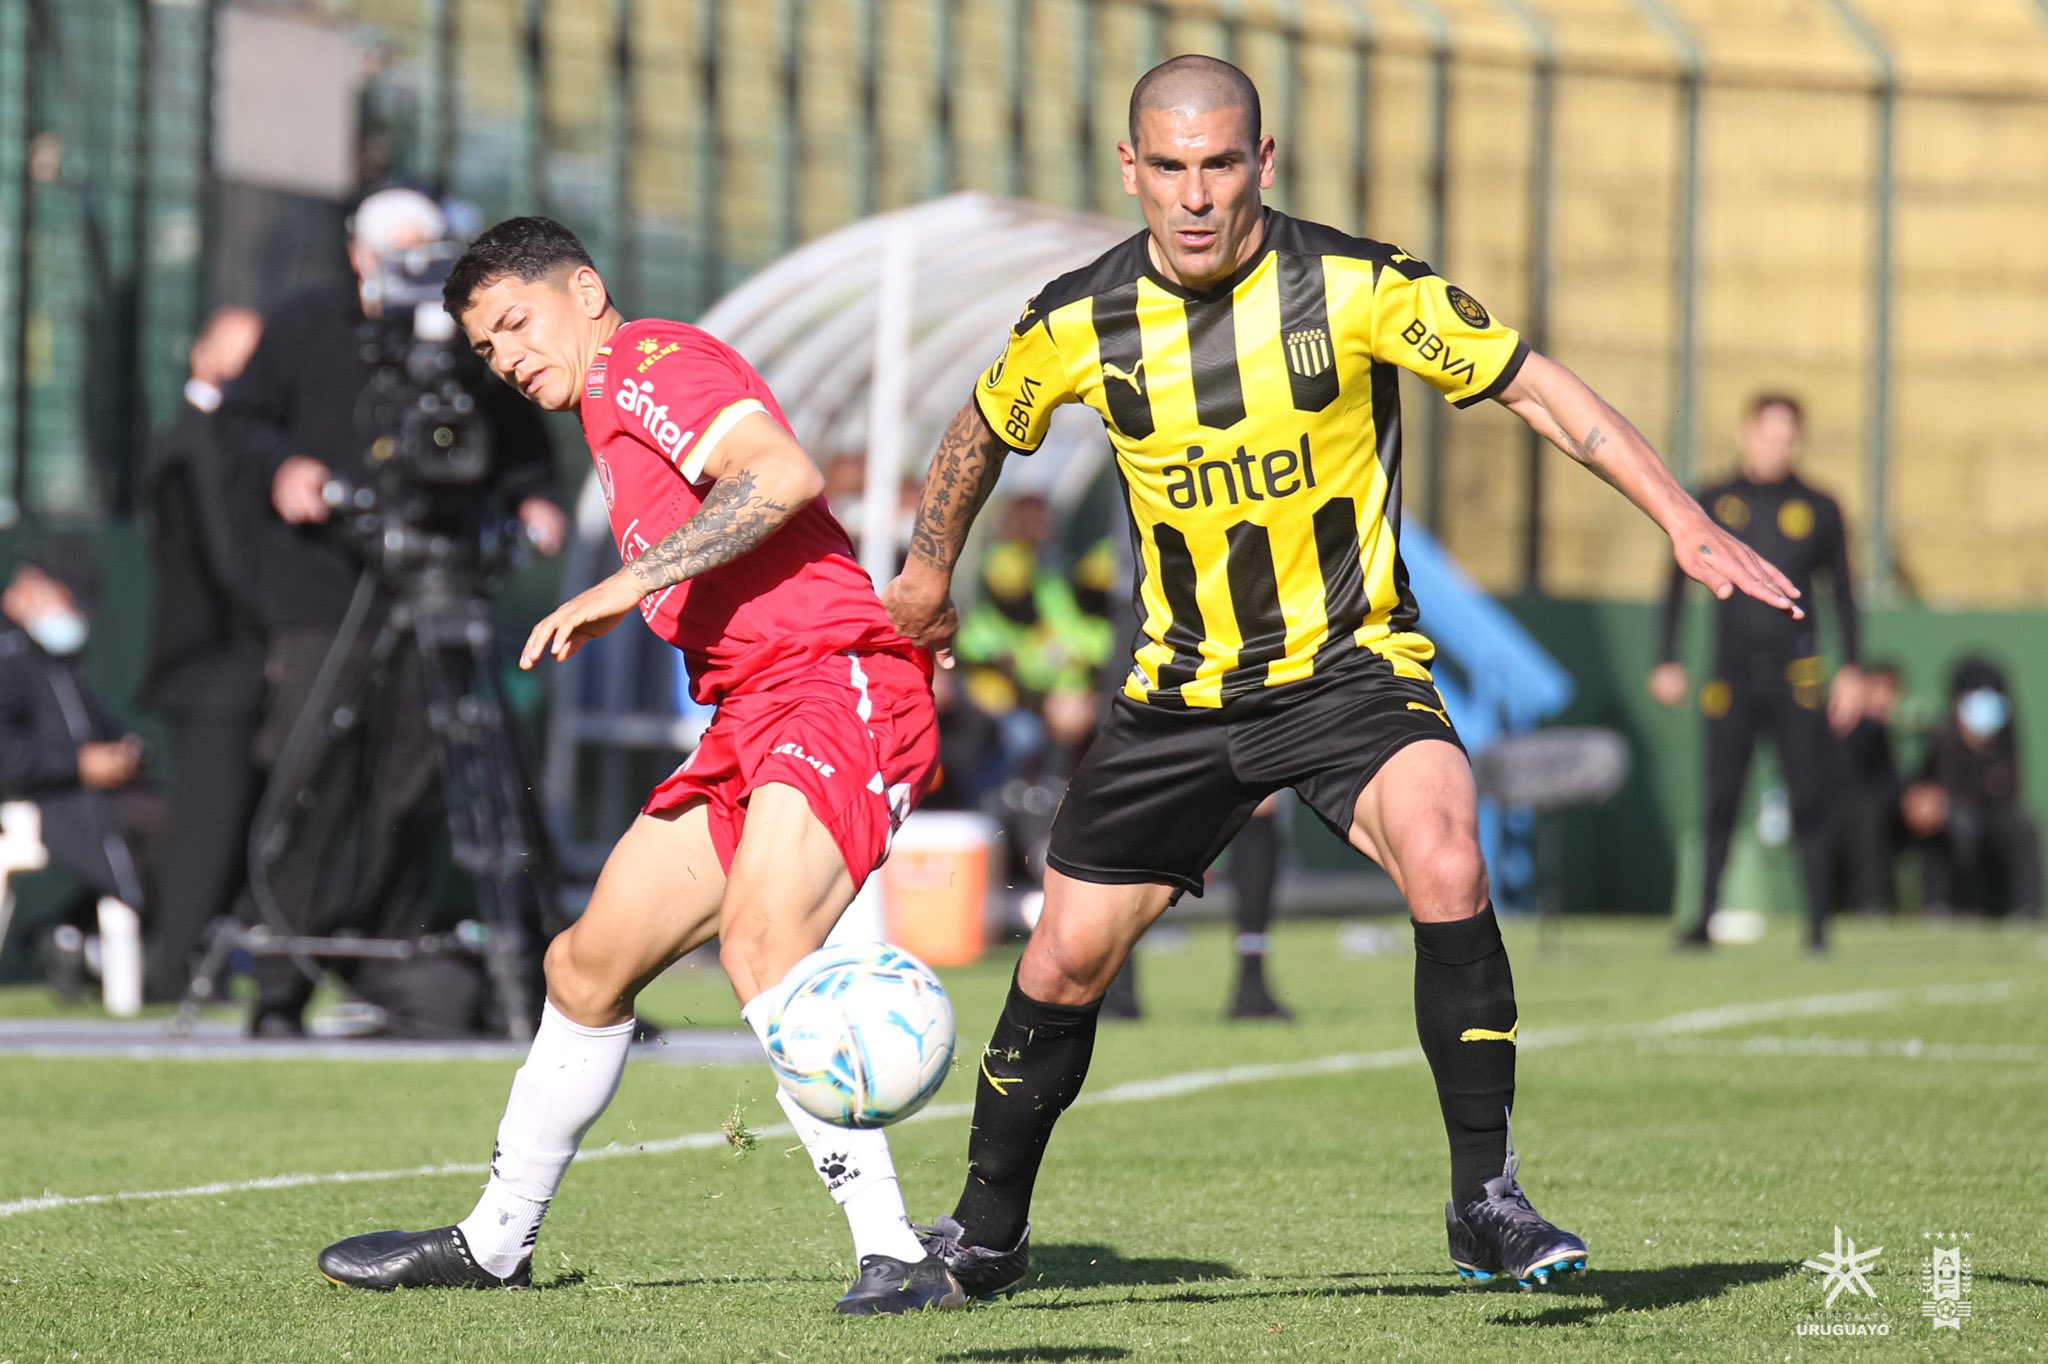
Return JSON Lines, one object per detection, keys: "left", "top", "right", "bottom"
{"left": 976, "top": 210, "right": 1526, "bottom": 709}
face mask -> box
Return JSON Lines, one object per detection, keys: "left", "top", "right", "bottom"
{"left": 1957, "top": 688, "right": 2010, "bottom": 740}
{"left": 25, "top": 607, "right": 88, "bottom": 656}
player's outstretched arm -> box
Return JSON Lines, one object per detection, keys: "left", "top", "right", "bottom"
{"left": 520, "top": 412, "right": 825, "bottom": 668}
{"left": 880, "top": 398, "right": 1010, "bottom": 665}
{"left": 1497, "top": 351, "right": 1803, "bottom": 620}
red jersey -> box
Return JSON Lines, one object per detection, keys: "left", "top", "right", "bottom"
{"left": 579, "top": 318, "right": 915, "bottom": 704}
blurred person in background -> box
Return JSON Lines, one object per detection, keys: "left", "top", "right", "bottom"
{"left": 217, "top": 186, "right": 565, "bottom": 1037}
{"left": 137, "top": 305, "right": 267, "bottom": 1001}
{"left": 1833, "top": 659, "right": 1905, "bottom": 917}
{"left": 1651, "top": 394, "right": 1860, "bottom": 954}
{"left": 1902, "top": 657, "right": 2041, "bottom": 921}
{"left": 0, "top": 541, "right": 160, "bottom": 996}
{"left": 921, "top": 664, "right": 1005, "bottom": 813}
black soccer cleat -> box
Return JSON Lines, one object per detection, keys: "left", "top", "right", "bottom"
{"left": 318, "top": 1225, "right": 530, "bottom": 1291}
{"left": 834, "top": 1253, "right": 967, "bottom": 1315}
{"left": 913, "top": 1215, "right": 1031, "bottom": 1301}
{"left": 1226, "top": 972, "right": 1293, "bottom": 1021}
{"left": 1445, "top": 1141, "right": 1588, "bottom": 1290}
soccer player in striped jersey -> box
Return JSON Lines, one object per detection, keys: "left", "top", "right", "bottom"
{"left": 884, "top": 54, "right": 1801, "bottom": 1294}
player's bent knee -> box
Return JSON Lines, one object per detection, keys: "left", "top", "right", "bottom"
{"left": 1017, "top": 931, "right": 1119, "bottom": 1006}
{"left": 1403, "top": 837, "right": 1490, "bottom": 920}
{"left": 543, "top": 929, "right": 634, "bottom": 1027}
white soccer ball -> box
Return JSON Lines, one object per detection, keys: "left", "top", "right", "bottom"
{"left": 763, "top": 942, "right": 956, "bottom": 1129}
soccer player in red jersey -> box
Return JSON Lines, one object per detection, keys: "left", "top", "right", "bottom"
{"left": 316, "top": 217, "right": 964, "bottom": 1314}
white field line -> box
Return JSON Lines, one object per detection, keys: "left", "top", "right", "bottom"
{"left": 1641, "top": 1035, "right": 2044, "bottom": 1064}
{"left": 0, "top": 979, "right": 2016, "bottom": 1220}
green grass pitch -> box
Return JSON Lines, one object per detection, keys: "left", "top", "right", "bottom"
{"left": 2, "top": 917, "right": 2043, "bottom": 1362}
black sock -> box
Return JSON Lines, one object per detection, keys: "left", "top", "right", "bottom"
{"left": 951, "top": 970, "right": 1102, "bottom": 1250}
{"left": 1413, "top": 907, "right": 1517, "bottom": 1211}
{"left": 1230, "top": 812, "right": 1280, "bottom": 940}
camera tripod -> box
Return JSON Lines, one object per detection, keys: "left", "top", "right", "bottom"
{"left": 175, "top": 528, "right": 560, "bottom": 1040}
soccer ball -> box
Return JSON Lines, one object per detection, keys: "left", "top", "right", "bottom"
{"left": 763, "top": 942, "right": 956, "bottom": 1129}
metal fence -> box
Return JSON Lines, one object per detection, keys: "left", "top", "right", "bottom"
{"left": 4, "top": 0, "right": 2047, "bottom": 604}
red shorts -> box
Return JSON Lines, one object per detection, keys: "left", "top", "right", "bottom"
{"left": 643, "top": 648, "right": 938, "bottom": 885}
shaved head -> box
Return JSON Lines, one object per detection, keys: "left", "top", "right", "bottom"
{"left": 1128, "top": 54, "right": 1261, "bottom": 147}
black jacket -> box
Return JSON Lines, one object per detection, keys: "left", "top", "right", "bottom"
{"left": 0, "top": 622, "right": 121, "bottom": 797}
{"left": 0, "top": 621, "right": 139, "bottom": 900}
{"left": 139, "top": 398, "right": 268, "bottom": 715}
{"left": 215, "top": 278, "right": 558, "bottom": 633}
{"left": 1659, "top": 471, "right": 1859, "bottom": 684}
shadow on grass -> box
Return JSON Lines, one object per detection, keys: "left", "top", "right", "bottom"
{"left": 1029, "top": 1243, "right": 1239, "bottom": 1291}
{"left": 1006, "top": 1259, "right": 1797, "bottom": 1327}
{"left": 933, "top": 1343, "right": 1130, "bottom": 1351}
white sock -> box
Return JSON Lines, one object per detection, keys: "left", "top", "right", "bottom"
{"left": 743, "top": 991, "right": 927, "bottom": 1264}
{"left": 456, "top": 1001, "right": 634, "bottom": 1277}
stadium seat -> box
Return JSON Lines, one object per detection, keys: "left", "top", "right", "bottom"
{"left": 0, "top": 800, "right": 143, "bottom": 1017}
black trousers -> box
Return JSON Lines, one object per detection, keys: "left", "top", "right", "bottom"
{"left": 251, "top": 626, "right": 442, "bottom": 1020}
{"left": 38, "top": 787, "right": 163, "bottom": 915}
{"left": 1834, "top": 787, "right": 1901, "bottom": 914}
{"left": 1919, "top": 798, "right": 2043, "bottom": 919}
{"left": 1699, "top": 675, "right": 1837, "bottom": 942}
{"left": 145, "top": 708, "right": 264, "bottom": 997}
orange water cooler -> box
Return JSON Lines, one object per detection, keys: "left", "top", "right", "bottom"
{"left": 880, "top": 812, "right": 1000, "bottom": 966}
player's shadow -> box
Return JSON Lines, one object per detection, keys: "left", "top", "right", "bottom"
{"left": 1472, "top": 1261, "right": 1798, "bottom": 1327}
{"left": 1026, "top": 1242, "right": 1239, "bottom": 1293}
{"left": 1008, "top": 1259, "right": 1794, "bottom": 1326}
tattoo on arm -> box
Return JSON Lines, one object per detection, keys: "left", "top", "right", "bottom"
{"left": 1557, "top": 424, "right": 1624, "bottom": 492}
{"left": 907, "top": 403, "right": 1009, "bottom": 575}
{"left": 626, "top": 468, "right": 794, "bottom": 592}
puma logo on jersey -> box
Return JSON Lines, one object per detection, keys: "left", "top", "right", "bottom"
{"left": 1407, "top": 700, "right": 1451, "bottom": 727}
{"left": 1459, "top": 1020, "right": 1518, "bottom": 1045}
{"left": 1100, "top": 358, "right": 1147, "bottom": 397}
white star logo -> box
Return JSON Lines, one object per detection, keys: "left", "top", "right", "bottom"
{"left": 1803, "top": 1226, "right": 1883, "bottom": 1308}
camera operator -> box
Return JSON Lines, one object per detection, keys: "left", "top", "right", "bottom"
{"left": 218, "top": 187, "right": 564, "bottom": 1037}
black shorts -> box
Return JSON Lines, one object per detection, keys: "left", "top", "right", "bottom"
{"left": 1046, "top": 650, "right": 1465, "bottom": 897}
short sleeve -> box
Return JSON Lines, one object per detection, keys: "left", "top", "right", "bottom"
{"left": 612, "top": 325, "right": 772, "bottom": 481}
{"left": 972, "top": 298, "right": 1077, "bottom": 453}
{"left": 1366, "top": 257, "right": 1528, "bottom": 408}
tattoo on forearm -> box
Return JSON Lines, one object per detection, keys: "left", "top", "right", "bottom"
{"left": 1558, "top": 424, "right": 1625, "bottom": 494}
{"left": 626, "top": 469, "right": 793, "bottom": 591}
{"left": 907, "top": 404, "right": 1009, "bottom": 574}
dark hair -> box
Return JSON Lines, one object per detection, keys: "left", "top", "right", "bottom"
{"left": 443, "top": 215, "right": 597, "bottom": 320}
{"left": 18, "top": 535, "right": 104, "bottom": 617}
{"left": 1951, "top": 655, "right": 2008, "bottom": 698}
{"left": 1129, "top": 54, "right": 1262, "bottom": 146}
{"left": 1747, "top": 392, "right": 1804, "bottom": 426}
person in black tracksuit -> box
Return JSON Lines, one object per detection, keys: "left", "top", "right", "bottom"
{"left": 1651, "top": 394, "right": 1861, "bottom": 952}
{"left": 137, "top": 306, "right": 269, "bottom": 1001}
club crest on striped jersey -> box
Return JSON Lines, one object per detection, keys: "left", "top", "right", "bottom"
{"left": 1285, "top": 326, "right": 1333, "bottom": 380}
{"left": 1445, "top": 285, "right": 1490, "bottom": 329}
